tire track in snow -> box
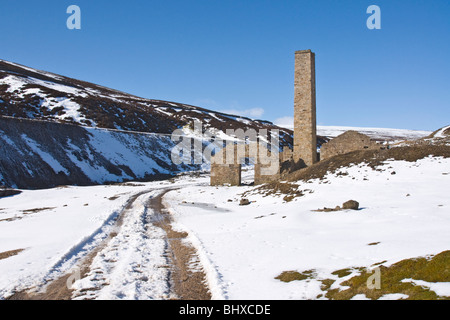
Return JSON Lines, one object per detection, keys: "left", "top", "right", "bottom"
{"left": 7, "top": 183, "right": 212, "bottom": 300}
{"left": 7, "top": 189, "right": 162, "bottom": 300}
{"left": 70, "top": 189, "right": 172, "bottom": 300}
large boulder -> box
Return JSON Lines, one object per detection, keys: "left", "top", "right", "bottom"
{"left": 342, "top": 200, "right": 359, "bottom": 210}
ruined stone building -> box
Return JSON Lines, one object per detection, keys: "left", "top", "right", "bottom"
{"left": 210, "top": 143, "right": 281, "bottom": 186}
{"left": 209, "top": 49, "right": 387, "bottom": 186}
{"left": 320, "top": 130, "right": 383, "bottom": 161}
{"left": 210, "top": 49, "right": 318, "bottom": 186}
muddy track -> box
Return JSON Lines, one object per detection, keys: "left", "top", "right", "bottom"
{"left": 6, "top": 188, "right": 211, "bottom": 300}
{"left": 149, "top": 190, "right": 211, "bottom": 300}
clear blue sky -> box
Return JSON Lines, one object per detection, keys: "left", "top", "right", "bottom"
{"left": 1, "top": 0, "right": 449, "bottom": 131}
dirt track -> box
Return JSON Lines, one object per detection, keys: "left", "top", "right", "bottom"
{"left": 6, "top": 188, "right": 211, "bottom": 300}
{"left": 149, "top": 190, "right": 211, "bottom": 300}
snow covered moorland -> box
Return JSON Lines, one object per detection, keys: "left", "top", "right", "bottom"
{"left": 1, "top": 151, "right": 449, "bottom": 300}
{"left": 165, "top": 156, "right": 450, "bottom": 299}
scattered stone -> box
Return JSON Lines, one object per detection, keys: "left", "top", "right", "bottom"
{"left": 239, "top": 198, "right": 250, "bottom": 206}
{"left": 342, "top": 200, "right": 359, "bottom": 210}
{"left": 313, "top": 200, "right": 360, "bottom": 212}
{"left": 314, "top": 207, "right": 337, "bottom": 212}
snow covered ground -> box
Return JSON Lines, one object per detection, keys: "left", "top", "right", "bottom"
{"left": 0, "top": 183, "right": 149, "bottom": 298}
{"left": 1, "top": 156, "right": 449, "bottom": 300}
{"left": 0, "top": 176, "right": 206, "bottom": 299}
{"left": 164, "top": 157, "right": 450, "bottom": 299}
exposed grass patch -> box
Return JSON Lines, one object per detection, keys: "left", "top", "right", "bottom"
{"left": 326, "top": 251, "right": 450, "bottom": 300}
{"left": 243, "top": 182, "right": 304, "bottom": 202}
{"left": 0, "top": 248, "right": 24, "bottom": 260}
{"left": 320, "top": 279, "right": 335, "bottom": 291}
{"left": 275, "top": 269, "right": 316, "bottom": 282}
{"left": 275, "top": 251, "right": 450, "bottom": 300}
{"left": 21, "top": 207, "right": 56, "bottom": 214}
{"left": 331, "top": 268, "right": 359, "bottom": 278}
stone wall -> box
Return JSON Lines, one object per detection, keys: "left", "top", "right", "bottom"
{"left": 320, "top": 130, "right": 382, "bottom": 160}
{"left": 280, "top": 146, "right": 293, "bottom": 162}
{"left": 210, "top": 143, "right": 281, "bottom": 186}
{"left": 210, "top": 164, "right": 241, "bottom": 186}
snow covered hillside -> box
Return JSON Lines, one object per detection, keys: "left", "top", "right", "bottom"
{"left": 0, "top": 58, "right": 294, "bottom": 189}
{"left": 0, "top": 59, "right": 293, "bottom": 144}
{"left": 0, "top": 116, "right": 206, "bottom": 189}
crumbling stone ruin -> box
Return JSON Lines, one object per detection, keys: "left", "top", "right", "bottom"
{"left": 210, "top": 143, "right": 281, "bottom": 186}
{"left": 210, "top": 49, "right": 319, "bottom": 186}
{"left": 320, "top": 131, "right": 383, "bottom": 161}
{"left": 210, "top": 49, "right": 382, "bottom": 186}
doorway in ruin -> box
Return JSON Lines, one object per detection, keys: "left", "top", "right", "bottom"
{"left": 241, "top": 157, "right": 256, "bottom": 186}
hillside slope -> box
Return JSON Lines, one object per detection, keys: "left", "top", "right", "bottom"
{"left": 0, "top": 116, "right": 202, "bottom": 189}
{"left": 0, "top": 59, "right": 293, "bottom": 144}
{"left": 0, "top": 58, "right": 298, "bottom": 189}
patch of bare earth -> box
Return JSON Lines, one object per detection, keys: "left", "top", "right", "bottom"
{"left": 21, "top": 207, "right": 56, "bottom": 214}
{"left": 0, "top": 249, "right": 24, "bottom": 261}
{"left": 149, "top": 190, "right": 211, "bottom": 300}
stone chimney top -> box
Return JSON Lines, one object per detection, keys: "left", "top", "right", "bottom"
{"left": 295, "top": 49, "right": 313, "bottom": 54}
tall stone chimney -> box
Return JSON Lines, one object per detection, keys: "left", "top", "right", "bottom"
{"left": 293, "top": 49, "right": 317, "bottom": 166}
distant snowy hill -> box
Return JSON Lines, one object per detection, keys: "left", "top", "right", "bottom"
{"left": 279, "top": 123, "right": 431, "bottom": 142}
{"left": 317, "top": 126, "right": 432, "bottom": 142}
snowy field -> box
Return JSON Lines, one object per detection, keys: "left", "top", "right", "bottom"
{"left": 164, "top": 157, "right": 450, "bottom": 299}
{"left": 1, "top": 156, "right": 449, "bottom": 300}
{"left": 0, "top": 176, "right": 207, "bottom": 299}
